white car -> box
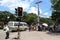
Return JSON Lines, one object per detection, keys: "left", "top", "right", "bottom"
{"left": 8, "top": 21, "right": 29, "bottom": 31}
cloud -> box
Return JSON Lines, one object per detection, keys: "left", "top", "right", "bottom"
{"left": 0, "top": 0, "right": 51, "bottom": 18}
{"left": 0, "top": 0, "right": 34, "bottom": 11}
{"left": 0, "top": 0, "right": 42, "bottom": 15}
{"left": 40, "top": 12, "right": 49, "bottom": 18}
{"left": 40, "top": 15, "right": 49, "bottom": 18}
{"left": 43, "top": 12, "right": 48, "bottom": 16}
{"left": 46, "top": 16, "right": 49, "bottom": 18}
{"left": 28, "top": 7, "right": 42, "bottom": 15}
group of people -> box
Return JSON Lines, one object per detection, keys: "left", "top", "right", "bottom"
{"left": 29, "top": 24, "right": 48, "bottom": 31}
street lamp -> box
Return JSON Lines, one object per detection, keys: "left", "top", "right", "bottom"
{"left": 5, "top": 15, "right": 10, "bottom": 24}
{"left": 35, "top": 0, "right": 42, "bottom": 27}
{"left": 7, "top": 16, "right": 10, "bottom": 21}
{"left": 7, "top": 16, "right": 10, "bottom": 19}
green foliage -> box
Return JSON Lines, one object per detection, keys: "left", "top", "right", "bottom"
{"left": 51, "top": 12, "right": 60, "bottom": 19}
{"left": 40, "top": 17, "right": 52, "bottom": 23}
{"left": 51, "top": 0, "right": 60, "bottom": 10}
{"left": 51, "top": 0, "right": 58, "bottom": 5}
{"left": 51, "top": 0, "right": 60, "bottom": 24}
{"left": 0, "top": 11, "right": 52, "bottom": 26}
{"left": 0, "top": 27, "right": 3, "bottom": 29}
{"left": 22, "top": 12, "right": 38, "bottom": 25}
{"left": 51, "top": 11, "right": 60, "bottom": 23}
{"left": 0, "top": 11, "right": 16, "bottom": 24}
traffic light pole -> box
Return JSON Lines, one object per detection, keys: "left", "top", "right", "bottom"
{"left": 18, "top": 18, "right": 20, "bottom": 39}
{"left": 15, "top": 7, "right": 23, "bottom": 40}
{"left": 16, "top": 8, "right": 20, "bottom": 39}
{"left": 17, "top": 17, "right": 21, "bottom": 40}
{"left": 18, "top": 22, "right": 20, "bottom": 39}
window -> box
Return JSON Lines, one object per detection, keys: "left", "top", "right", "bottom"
{"left": 24, "top": 24, "right": 27, "bottom": 26}
{"left": 19, "top": 24, "right": 23, "bottom": 26}
{"left": 8, "top": 23, "right": 13, "bottom": 26}
{"left": 14, "top": 23, "right": 19, "bottom": 26}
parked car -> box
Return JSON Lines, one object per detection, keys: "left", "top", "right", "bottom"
{"left": 8, "top": 21, "right": 29, "bottom": 31}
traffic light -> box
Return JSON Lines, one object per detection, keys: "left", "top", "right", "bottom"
{"left": 15, "top": 8, "right": 17, "bottom": 13}
{"left": 15, "top": 8, "right": 18, "bottom": 15}
{"left": 18, "top": 7, "right": 23, "bottom": 17}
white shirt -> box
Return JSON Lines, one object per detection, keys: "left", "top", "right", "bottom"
{"left": 4, "top": 25, "right": 9, "bottom": 32}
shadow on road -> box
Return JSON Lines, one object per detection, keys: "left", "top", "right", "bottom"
{"left": 12, "top": 37, "right": 20, "bottom": 40}
{"left": 10, "top": 30, "right": 25, "bottom": 32}
{"left": 46, "top": 32, "right": 60, "bottom": 36}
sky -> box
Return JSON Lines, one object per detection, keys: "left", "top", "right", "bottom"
{"left": 0, "top": 0, "right": 52, "bottom": 18}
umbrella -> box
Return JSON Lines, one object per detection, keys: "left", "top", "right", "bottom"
{"left": 42, "top": 23, "right": 48, "bottom": 27}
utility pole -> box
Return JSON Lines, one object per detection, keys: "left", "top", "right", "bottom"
{"left": 35, "top": 0, "right": 42, "bottom": 30}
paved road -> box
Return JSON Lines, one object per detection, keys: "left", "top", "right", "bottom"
{"left": 0, "top": 30, "right": 60, "bottom": 40}
{"left": 0, "top": 30, "right": 18, "bottom": 40}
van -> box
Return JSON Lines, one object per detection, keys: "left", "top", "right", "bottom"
{"left": 8, "top": 21, "right": 29, "bottom": 31}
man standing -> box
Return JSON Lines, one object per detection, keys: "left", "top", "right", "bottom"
{"left": 4, "top": 24, "right": 9, "bottom": 39}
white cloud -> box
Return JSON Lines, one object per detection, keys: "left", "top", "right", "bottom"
{"left": 28, "top": 7, "right": 42, "bottom": 15}
{"left": 40, "top": 12, "right": 49, "bottom": 18}
{"left": 0, "top": 0, "right": 50, "bottom": 18}
{"left": 46, "top": 16, "right": 49, "bottom": 18}
{"left": 43, "top": 12, "right": 48, "bottom": 16}
{"left": 0, "top": 0, "right": 42, "bottom": 15}
{"left": 40, "top": 15, "right": 49, "bottom": 18}
{"left": 0, "top": 0, "right": 34, "bottom": 11}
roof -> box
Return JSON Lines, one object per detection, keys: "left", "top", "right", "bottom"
{"left": 8, "top": 21, "right": 27, "bottom": 24}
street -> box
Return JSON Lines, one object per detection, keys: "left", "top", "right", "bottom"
{"left": 0, "top": 0, "right": 60, "bottom": 40}
{"left": 0, "top": 30, "right": 60, "bottom": 40}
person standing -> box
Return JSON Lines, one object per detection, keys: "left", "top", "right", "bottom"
{"left": 4, "top": 24, "right": 9, "bottom": 39}
{"left": 38, "top": 26, "right": 40, "bottom": 31}
{"left": 29, "top": 25, "right": 32, "bottom": 31}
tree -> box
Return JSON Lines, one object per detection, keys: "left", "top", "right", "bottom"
{"left": 27, "top": 13, "right": 37, "bottom": 25}
{"left": 51, "top": 12, "right": 60, "bottom": 23}
{"left": 21, "top": 12, "right": 38, "bottom": 25}
{"left": 0, "top": 11, "right": 52, "bottom": 26}
{"left": 51, "top": 0, "right": 60, "bottom": 24}
{"left": 21, "top": 12, "right": 52, "bottom": 25}
{"left": 0, "top": 11, "right": 16, "bottom": 24}
{"left": 51, "top": 0, "right": 60, "bottom": 10}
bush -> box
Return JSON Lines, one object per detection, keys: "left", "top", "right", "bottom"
{"left": 0, "top": 26, "right": 3, "bottom": 29}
